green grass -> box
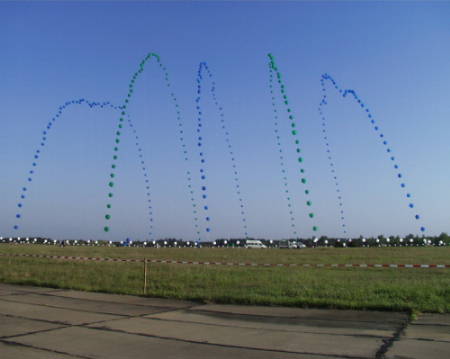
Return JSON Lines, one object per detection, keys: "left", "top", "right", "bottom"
{"left": 1, "top": 245, "right": 449, "bottom": 313}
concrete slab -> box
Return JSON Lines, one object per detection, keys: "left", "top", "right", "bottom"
{"left": 195, "top": 304, "right": 407, "bottom": 325}
{"left": 0, "top": 341, "right": 75, "bottom": 359}
{"left": 89, "top": 316, "right": 383, "bottom": 357}
{"left": 0, "top": 314, "right": 64, "bottom": 338}
{"left": 12, "top": 326, "right": 339, "bottom": 359}
{"left": 4, "top": 283, "right": 449, "bottom": 359}
{"left": 148, "top": 309, "right": 394, "bottom": 338}
{"left": 414, "top": 313, "right": 450, "bottom": 326}
{"left": 386, "top": 338, "right": 450, "bottom": 359}
{"left": 0, "top": 299, "right": 121, "bottom": 325}
{"left": 404, "top": 324, "right": 450, "bottom": 342}
{"left": 2, "top": 293, "right": 167, "bottom": 316}
{"left": 52, "top": 290, "right": 195, "bottom": 309}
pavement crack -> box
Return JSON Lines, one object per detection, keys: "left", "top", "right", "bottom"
{"left": 0, "top": 325, "right": 68, "bottom": 340}
{"left": 375, "top": 312, "right": 412, "bottom": 359}
{"left": 412, "top": 322, "right": 450, "bottom": 328}
{"left": 188, "top": 307, "right": 405, "bottom": 327}
{"left": 0, "top": 296, "right": 131, "bottom": 318}
{"left": 0, "top": 312, "right": 71, "bottom": 326}
{"left": 410, "top": 337, "right": 450, "bottom": 344}
{"left": 0, "top": 338, "right": 94, "bottom": 359}
{"left": 140, "top": 315, "right": 389, "bottom": 339}
{"left": 45, "top": 290, "right": 198, "bottom": 309}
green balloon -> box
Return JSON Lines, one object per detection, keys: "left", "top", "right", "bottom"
{"left": 105, "top": 214, "right": 111, "bottom": 220}
{"left": 104, "top": 226, "right": 109, "bottom": 232}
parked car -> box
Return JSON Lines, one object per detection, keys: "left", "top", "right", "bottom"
{"left": 245, "top": 239, "right": 267, "bottom": 248}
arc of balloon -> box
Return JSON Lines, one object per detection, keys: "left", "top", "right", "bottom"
{"left": 195, "top": 61, "right": 250, "bottom": 238}
{"left": 268, "top": 67, "right": 299, "bottom": 237}
{"left": 320, "top": 73, "right": 426, "bottom": 234}
{"left": 268, "top": 53, "right": 319, "bottom": 234}
{"left": 12, "top": 100, "right": 156, "bottom": 238}
{"left": 102, "top": 53, "right": 202, "bottom": 241}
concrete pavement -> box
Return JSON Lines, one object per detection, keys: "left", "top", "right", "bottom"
{"left": 0, "top": 283, "right": 448, "bottom": 359}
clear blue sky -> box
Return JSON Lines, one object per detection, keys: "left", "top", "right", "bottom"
{"left": 1, "top": 1, "right": 449, "bottom": 241}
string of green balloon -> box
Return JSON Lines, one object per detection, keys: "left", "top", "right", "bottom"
{"left": 103, "top": 53, "right": 201, "bottom": 239}
{"left": 268, "top": 53, "right": 318, "bottom": 233}
{"left": 268, "top": 69, "right": 299, "bottom": 237}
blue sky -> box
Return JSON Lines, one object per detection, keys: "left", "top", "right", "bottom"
{"left": 1, "top": 1, "right": 449, "bottom": 241}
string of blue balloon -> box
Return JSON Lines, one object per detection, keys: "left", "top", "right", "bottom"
{"left": 319, "top": 73, "right": 426, "bottom": 234}
{"left": 124, "top": 114, "right": 155, "bottom": 239}
{"left": 195, "top": 62, "right": 250, "bottom": 238}
{"left": 12, "top": 99, "right": 156, "bottom": 238}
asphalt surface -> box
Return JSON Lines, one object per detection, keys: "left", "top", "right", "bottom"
{"left": 0, "top": 283, "right": 448, "bottom": 359}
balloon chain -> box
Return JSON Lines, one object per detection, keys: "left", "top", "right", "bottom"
{"left": 320, "top": 73, "right": 426, "bottom": 233}
{"left": 124, "top": 115, "right": 155, "bottom": 240}
{"left": 103, "top": 53, "right": 201, "bottom": 241}
{"left": 194, "top": 64, "right": 211, "bottom": 235}
{"left": 318, "top": 80, "right": 348, "bottom": 236}
{"left": 195, "top": 62, "right": 249, "bottom": 237}
{"left": 268, "top": 54, "right": 318, "bottom": 233}
{"left": 13, "top": 100, "right": 155, "bottom": 237}
{"left": 268, "top": 70, "right": 298, "bottom": 237}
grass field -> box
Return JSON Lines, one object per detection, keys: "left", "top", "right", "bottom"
{"left": 1, "top": 245, "right": 449, "bottom": 313}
